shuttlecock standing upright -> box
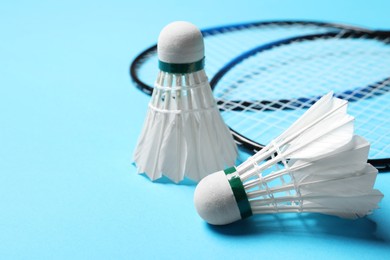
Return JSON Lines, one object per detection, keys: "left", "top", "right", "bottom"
{"left": 194, "top": 92, "right": 383, "bottom": 225}
{"left": 134, "top": 21, "right": 237, "bottom": 183}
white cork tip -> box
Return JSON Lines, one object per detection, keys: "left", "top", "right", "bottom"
{"left": 194, "top": 171, "right": 242, "bottom": 225}
{"left": 158, "top": 21, "right": 204, "bottom": 64}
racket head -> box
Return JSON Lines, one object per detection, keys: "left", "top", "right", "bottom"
{"left": 130, "top": 20, "right": 367, "bottom": 95}
{"left": 211, "top": 30, "right": 390, "bottom": 171}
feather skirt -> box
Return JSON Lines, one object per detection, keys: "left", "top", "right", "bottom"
{"left": 133, "top": 70, "right": 237, "bottom": 183}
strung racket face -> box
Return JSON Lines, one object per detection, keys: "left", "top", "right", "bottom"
{"left": 212, "top": 30, "right": 390, "bottom": 170}
{"left": 131, "top": 21, "right": 363, "bottom": 94}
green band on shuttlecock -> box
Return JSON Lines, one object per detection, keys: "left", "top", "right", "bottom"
{"left": 224, "top": 167, "right": 253, "bottom": 219}
{"left": 158, "top": 57, "right": 205, "bottom": 74}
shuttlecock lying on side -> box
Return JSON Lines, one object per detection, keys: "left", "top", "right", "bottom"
{"left": 194, "top": 92, "right": 383, "bottom": 225}
{"left": 133, "top": 21, "right": 237, "bottom": 183}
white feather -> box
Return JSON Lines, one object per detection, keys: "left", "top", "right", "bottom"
{"left": 290, "top": 135, "right": 370, "bottom": 183}
{"left": 240, "top": 93, "right": 383, "bottom": 219}
{"left": 240, "top": 94, "right": 353, "bottom": 177}
{"left": 276, "top": 91, "right": 336, "bottom": 141}
{"left": 298, "top": 164, "right": 378, "bottom": 195}
{"left": 134, "top": 71, "right": 237, "bottom": 183}
{"left": 302, "top": 190, "right": 383, "bottom": 219}
{"left": 283, "top": 98, "right": 354, "bottom": 159}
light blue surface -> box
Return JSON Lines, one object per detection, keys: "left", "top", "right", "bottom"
{"left": 1, "top": 0, "right": 390, "bottom": 259}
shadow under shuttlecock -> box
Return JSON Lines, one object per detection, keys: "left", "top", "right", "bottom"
{"left": 136, "top": 172, "right": 197, "bottom": 186}
{"left": 152, "top": 175, "right": 197, "bottom": 186}
{"left": 207, "top": 213, "right": 385, "bottom": 242}
{"left": 131, "top": 161, "right": 197, "bottom": 185}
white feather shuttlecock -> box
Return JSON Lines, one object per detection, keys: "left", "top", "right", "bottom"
{"left": 194, "top": 92, "right": 383, "bottom": 225}
{"left": 134, "top": 21, "right": 237, "bottom": 183}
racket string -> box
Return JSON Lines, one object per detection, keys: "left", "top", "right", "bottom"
{"left": 214, "top": 33, "right": 390, "bottom": 160}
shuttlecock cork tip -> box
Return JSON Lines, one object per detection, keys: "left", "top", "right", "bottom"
{"left": 158, "top": 21, "right": 204, "bottom": 65}
{"left": 194, "top": 170, "right": 242, "bottom": 225}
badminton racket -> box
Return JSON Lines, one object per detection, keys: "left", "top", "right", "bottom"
{"left": 212, "top": 30, "right": 390, "bottom": 171}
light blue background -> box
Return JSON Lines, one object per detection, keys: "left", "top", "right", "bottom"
{"left": 1, "top": 0, "right": 389, "bottom": 259}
